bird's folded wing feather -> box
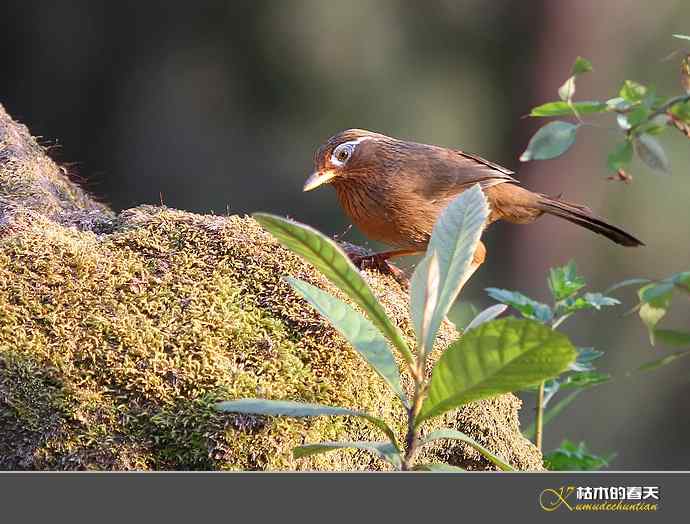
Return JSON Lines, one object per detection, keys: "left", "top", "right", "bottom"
{"left": 411, "top": 146, "right": 519, "bottom": 201}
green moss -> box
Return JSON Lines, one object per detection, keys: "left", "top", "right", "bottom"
{"left": 0, "top": 103, "right": 542, "bottom": 470}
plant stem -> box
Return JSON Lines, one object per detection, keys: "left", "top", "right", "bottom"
{"left": 535, "top": 380, "right": 545, "bottom": 452}
{"left": 649, "top": 93, "right": 690, "bottom": 121}
{"left": 402, "top": 364, "right": 425, "bottom": 471}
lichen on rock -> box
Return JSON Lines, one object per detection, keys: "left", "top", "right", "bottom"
{"left": 0, "top": 104, "right": 543, "bottom": 470}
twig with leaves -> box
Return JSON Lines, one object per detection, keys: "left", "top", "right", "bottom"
{"left": 521, "top": 34, "right": 690, "bottom": 181}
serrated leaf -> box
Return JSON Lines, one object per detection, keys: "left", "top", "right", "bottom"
{"left": 520, "top": 121, "right": 578, "bottom": 162}
{"left": 626, "top": 106, "right": 651, "bottom": 128}
{"left": 558, "top": 76, "right": 576, "bottom": 101}
{"left": 619, "top": 80, "right": 648, "bottom": 103}
{"left": 410, "top": 252, "right": 441, "bottom": 356}
{"left": 635, "top": 134, "right": 671, "bottom": 175}
{"left": 607, "top": 141, "right": 634, "bottom": 172}
{"left": 570, "top": 347, "right": 604, "bottom": 372}
{"left": 639, "top": 281, "right": 675, "bottom": 304}
{"left": 416, "top": 318, "right": 577, "bottom": 425}
{"left": 637, "top": 350, "right": 690, "bottom": 372}
{"left": 559, "top": 371, "right": 611, "bottom": 389}
{"left": 672, "top": 271, "right": 690, "bottom": 292}
{"left": 544, "top": 440, "right": 613, "bottom": 471}
{"left": 583, "top": 293, "right": 620, "bottom": 309}
{"left": 485, "top": 288, "right": 553, "bottom": 322}
{"left": 293, "top": 441, "right": 402, "bottom": 469}
{"left": 530, "top": 101, "right": 607, "bottom": 117}
{"left": 421, "top": 185, "right": 490, "bottom": 355}
{"left": 548, "top": 261, "right": 585, "bottom": 301}
{"left": 556, "top": 296, "right": 592, "bottom": 315}
{"left": 465, "top": 304, "right": 508, "bottom": 332}
{"left": 286, "top": 277, "right": 407, "bottom": 406}
{"left": 670, "top": 100, "right": 690, "bottom": 122}
{"left": 421, "top": 428, "right": 514, "bottom": 471}
{"left": 253, "top": 213, "right": 414, "bottom": 365}
{"left": 571, "top": 56, "right": 593, "bottom": 75}
{"left": 214, "top": 399, "right": 398, "bottom": 448}
{"left": 654, "top": 329, "right": 690, "bottom": 347}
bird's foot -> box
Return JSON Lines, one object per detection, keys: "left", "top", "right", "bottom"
{"left": 350, "top": 253, "right": 409, "bottom": 288}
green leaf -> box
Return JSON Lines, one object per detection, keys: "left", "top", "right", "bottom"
{"left": 253, "top": 213, "right": 414, "bottom": 365}
{"left": 670, "top": 101, "right": 690, "bottom": 123}
{"left": 634, "top": 134, "right": 671, "bottom": 175}
{"left": 583, "top": 293, "right": 620, "bottom": 309}
{"left": 530, "top": 101, "right": 607, "bottom": 117}
{"left": 571, "top": 56, "right": 593, "bottom": 75}
{"left": 607, "top": 141, "right": 634, "bottom": 172}
{"left": 293, "top": 441, "right": 402, "bottom": 469}
{"left": 548, "top": 261, "right": 585, "bottom": 301}
{"left": 416, "top": 318, "right": 577, "bottom": 425}
{"left": 556, "top": 294, "right": 617, "bottom": 315}
{"left": 286, "top": 277, "right": 407, "bottom": 406}
{"left": 410, "top": 252, "right": 441, "bottom": 355}
{"left": 639, "top": 281, "right": 675, "bottom": 303}
{"left": 672, "top": 34, "right": 690, "bottom": 41}
{"left": 485, "top": 288, "right": 553, "bottom": 322}
{"left": 637, "top": 350, "right": 690, "bottom": 372}
{"left": 672, "top": 271, "right": 690, "bottom": 292}
{"left": 413, "top": 463, "right": 466, "bottom": 472}
{"left": 421, "top": 428, "right": 514, "bottom": 471}
{"left": 654, "top": 329, "right": 690, "bottom": 347}
{"left": 638, "top": 283, "right": 673, "bottom": 344}
{"left": 540, "top": 370, "right": 608, "bottom": 407}
{"left": 214, "top": 399, "right": 398, "bottom": 448}
{"left": 544, "top": 440, "right": 613, "bottom": 471}
{"left": 559, "top": 371, "right": 611, "bottom": 389}
{"left": 558, "top": 76, "right": 576, "bottom": 102}
{"left": 465, "top": 304, "right": 508, "bottom": 332}
{"left": 626, "top": 106, "right": 651, "bottom": 128}
{"left": 523, "top": 390, "right": 581, "bottom": 439}
{"left": 606, "top": 97, "right": 630, "bottom": 111}
{"left": 421, "top": 184, "right": 490, "bottom": 355}
{"left": 619, "top": 80, "right": 648, "bottom": 103}
{"left": 570, "top": 347, "right": 604, "bottom": 372}
{"left": 520, "top": 121, "right": 578, "bottom": 162}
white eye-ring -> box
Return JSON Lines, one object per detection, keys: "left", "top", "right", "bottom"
{"left": 330, "top": 137, "right": 370, "bottom": 167}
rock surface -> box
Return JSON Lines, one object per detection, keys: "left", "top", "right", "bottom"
{"left": 0, "top": 104, "right": 543, "bottom": 470}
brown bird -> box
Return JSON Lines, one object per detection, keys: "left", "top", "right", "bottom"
{"left": 303, "top": 129, "right": 643, "bottom": 280}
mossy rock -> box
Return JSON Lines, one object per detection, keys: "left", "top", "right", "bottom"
{"left": 0, "top": 104, "right": 543, "bottom": 470}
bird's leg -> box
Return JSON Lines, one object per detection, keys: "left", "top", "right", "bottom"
{"left": 349, "top": 248, "right": 423, "bottom": 286}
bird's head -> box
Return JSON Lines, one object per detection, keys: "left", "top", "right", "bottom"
{"left": 303, "top": 129, "right": 391, "bottom": 192}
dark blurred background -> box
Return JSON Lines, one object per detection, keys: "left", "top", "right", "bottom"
{"left": 2, "top": 0, "right": 689, "bottom": 469}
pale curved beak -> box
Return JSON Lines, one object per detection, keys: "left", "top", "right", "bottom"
{"left": 303, "top": 170, "right": 337, "bottom": 192}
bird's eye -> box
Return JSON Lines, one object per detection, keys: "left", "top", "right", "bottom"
{"left": 331, "top": 143, "right": 353, "bottom": 166}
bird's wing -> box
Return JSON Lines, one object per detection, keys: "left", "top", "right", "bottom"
{"left": 410, "top": 146, "right": 519, "bottom": 202}
{"left": 455, "top": 150, "right": 518, "bottom": 180}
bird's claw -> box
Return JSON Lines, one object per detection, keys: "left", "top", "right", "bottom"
{"left": 350, "top": 254, "right": 409, "bottom": 288}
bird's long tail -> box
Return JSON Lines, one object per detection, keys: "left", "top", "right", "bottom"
{"left": 536, "top": 194, "right": 644, "bottom": 247}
